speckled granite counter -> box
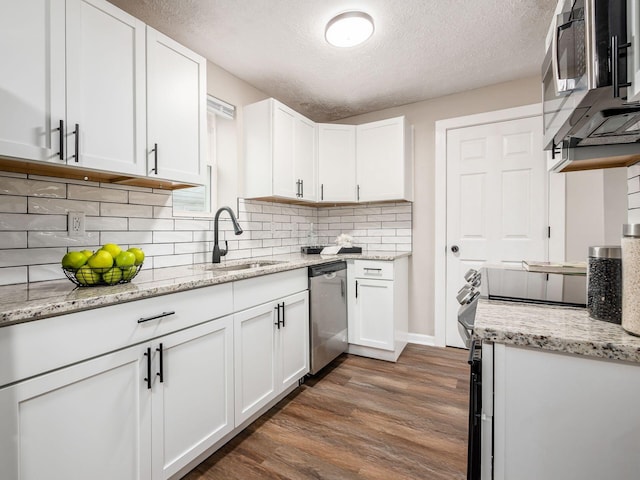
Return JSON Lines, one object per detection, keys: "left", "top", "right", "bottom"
{"left": 0, "top": 251, "right": 410, "bottom": 327}
{"left": 474, "top": 298, "right": 640, "bottom": 363}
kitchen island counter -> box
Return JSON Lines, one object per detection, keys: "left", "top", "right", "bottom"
{"left": 474, "top": 298, "right": 640, "bottom": 363}
{"left": 0, "top": 251, "right": 410, "bottom": 327}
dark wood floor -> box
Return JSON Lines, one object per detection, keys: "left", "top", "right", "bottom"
{"left": 183, "top": 344, "right": 469, "bottom": 480}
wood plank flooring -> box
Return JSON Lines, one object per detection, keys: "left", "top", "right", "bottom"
{"left": 183, "top": 345, "right": 470, "bottom": 480}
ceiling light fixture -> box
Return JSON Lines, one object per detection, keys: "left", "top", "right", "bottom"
{"left": 325, "top": 11, "right": 374, "bottom": 48}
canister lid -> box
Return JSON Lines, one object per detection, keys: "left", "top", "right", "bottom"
{"left": 623, "top": 224, "right": 640, "bottom": 237}
{"left": 589, "top": 245, "right": 622, "bottom": 258}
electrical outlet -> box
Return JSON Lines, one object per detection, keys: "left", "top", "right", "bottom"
{"left": 68, "top": 211, "right": 85, "bottom": 237}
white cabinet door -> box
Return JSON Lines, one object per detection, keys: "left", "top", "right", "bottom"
{"left": 147, "top": 27, "right": 206, "bottom": 185}
{"left": 0, "top": 344, "right": 151, "bottom": 480}
{"left": 629, "top": 0, "right": 640, "bottom": 101}
{"left": 352, "top": 278, "right": 394, "bottom": 351}
{"left": 318, "top": 124, "right": 357, "bottom": 202}
{"left": 278, "top": 291, "right": 310, "bottom": 390}
{"left": 295, "top": 117, "right": 317, "bottom": 201}
{"left": 151, "top": 316, "right": 234, "bottom": 480}
{"left": 272, "top": 103, "right": 298, "bottom": 198}
{"left": 66, "top": 0, "right": 146, "bottom": 175}
{"left": 234, "top": 302, "right": 278, "bottom": 425}
{"left": 0, "top": 1, "right": 65, "bottom": 163}
{"left": 356, "top": 116, "right": 411, "bottom": 202}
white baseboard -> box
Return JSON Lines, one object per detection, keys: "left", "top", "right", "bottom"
{"left": 407, "top": 333, "right": 436, "bottom": 346}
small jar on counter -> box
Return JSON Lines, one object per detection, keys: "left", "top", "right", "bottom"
{"left": 622, "top": 225, "right": 640, "bottom": 335}
{"left": 587, "top": 246, "right": 622, "bottom": 323}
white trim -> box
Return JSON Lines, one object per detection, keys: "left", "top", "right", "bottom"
{"left": 407, "top": 333, "right": 435, "bottom": 346}
{"left": 434, "top": 104, "right": 543, "bottom": 347}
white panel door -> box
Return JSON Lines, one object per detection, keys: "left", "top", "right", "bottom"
{"left": 66, "top": 0, "right": 146, "bottom": 175}
{"left": 0, "top": 0, "right": 65, "bottom": 163}
{"left": 147, "top": 27, "right": 206, "bottom": 184}
{"left": 0, "top": 344, "right": 151, "bottom": 480}
{"left": 272, "top": 103, "right": 297, "bottom": 198}
{"left": 352, "top": 278, "right": 394, "bottom": 350}
{"left": 234, "top": 302, "right": 278, "bottom": 425}
{"left": 295, "top": 116, "right": 317, "bottom": 201}
{"left": 152, "top": 316, "right": 234, "bottom": 480}
{"left": 278, "top": 291, "right": 310, "bottom": 390}
{"left": 446, "top": 116, "right": 546, "bottom": 347}
{"left": 318, "top": 124, "right": 357, "bottom": 202}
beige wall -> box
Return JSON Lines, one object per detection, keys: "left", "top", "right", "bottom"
{"left": 339, "top": 76, "right": 543, "bottom": 336}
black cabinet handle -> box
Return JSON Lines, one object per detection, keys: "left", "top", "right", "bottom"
{"left": 321, "top": 183, "right": 324, "bottom": 201}
{"left": 274, "top": 304, "right": 281, "bottom": 329}
{"left": 144, "top": 347, "right": 151, "bottom": 389}
{"left": 156, "top": 343, "right": 164, "bottom": 383}
{"left": 355, "top": 280, "right": 359, "bottom": 298}
{"left": 451, "top": 245, "right": 459, "bottom": 253}
{"left": 73, "top": 123, "right": 80, "bottom": 162}
{"left": 138, "top": 311, "right": 176, "bottom": 324}
{"left": 612, "top": 35, "right": 632, "bottom": 98}
{"left": 363, "top": 268, "right": 382, "bottom": 272}
{"left": 301, "top": 180, "right": 304, "bottom": 198}
{"left": 57, "top": 119, "right": 64, "bottom": 160}
{"left": 357, "top": 184, "right": 360, "bottom": 201}
{"left": 340, "top": 279, "right": 345, "bottom": 298}
{"left": 281, "top": 302, "right": 285, "bottom": 327}
{"left": 150, "top": 143, "right": 158, "bottom": 174}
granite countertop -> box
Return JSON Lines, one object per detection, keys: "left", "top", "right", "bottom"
{"left": 474, "top": 298, "right": 640, "bottom": 363}
{"left": 0, "top": 251, "right": 410, "bottom": 327}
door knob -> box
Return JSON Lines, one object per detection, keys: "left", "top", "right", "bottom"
{"left": 451, "top": 245, "right": 459, "bottom": 253}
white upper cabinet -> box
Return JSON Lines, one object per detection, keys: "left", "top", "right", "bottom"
{"left": 356, "top": 116, "right": 413, "bottom": 202}
{"left": 66, "top": 0, "right": 147, "bottom": 176}
{"left": 0, "top": 1, "right": 65, "bottom": 163}
{"left": 147, "top": 27, "right": 207, "bottom": 185}
{"left": 244, "top": 98, "right": 318, "bottom": 201}
{"left": 318, "top": 124, "right": 357, "bottom": 202}
{"left": 628, "top": 0, "right": 640, "bottom": 101}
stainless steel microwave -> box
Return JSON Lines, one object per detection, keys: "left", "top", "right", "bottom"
{"left": 542, "top": 0, "right": 640, "bottom": 168}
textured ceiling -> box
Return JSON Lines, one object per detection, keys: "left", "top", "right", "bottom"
{"left": 108, "top": 0, "right": 557, "bottom": 122}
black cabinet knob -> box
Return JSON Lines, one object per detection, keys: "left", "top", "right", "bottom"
{"left": 451, "top": 245, "right": 459, "bottom": 253}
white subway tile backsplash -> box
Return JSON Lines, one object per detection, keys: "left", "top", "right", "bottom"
{"left": 29, "top": 263, "right": 66, "bottom": 282}
{"left": 68, "top": 184, "right": 128, "bottom": 203}
{"left": 0, "top": 173, "right": 412, "bottom": 283}
{"left": 129, "top": 218, "right": 174, "bottom": 231}
{"left": 0, "top": 232, "right": 27, "bottom": 249}
{"left": 629, "top": 177, "right": 640, "bottom": 195}
{"left": 129, "top": 190, "right": 172, "bottom": 206}
{"left": 0, "top": 213, "right": 67, "bottom": 231}
{"left": 0, "top": 247, "right": 66, "bottom": 267}
{"left": 628, "top": 163, "right": 640, "bottom": 178}
{"left": 86, "top": 216, "right": 128, "bottom": 231}
{"left": 101, "top": 203, "right": 152, "bottom": 218}
{"left": 0, "top": 266, "right": 27, "bottom": 285}
{"left": 29, "top": 197, "right": 100, "bottom": 215}
{"left": 629, "top": 208, "right": 640, "bottom": 223}
{"left": 0, "top": 176, "right": 66, "bottom": 198}
{"left": 28, "top": 231, "right": 100, "bottom": 248}
{"left": 0, "top": 195, "right": 28, "bottom": 213}
{"left": 101, "top": 231, "right": 153, "bottom": 245}
{"left": 629, "top": 192, "right": 640, "bottom": 210}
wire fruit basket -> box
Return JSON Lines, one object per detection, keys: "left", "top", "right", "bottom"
{"left": 62, "top": 264, "right": 143, "bottom": 287}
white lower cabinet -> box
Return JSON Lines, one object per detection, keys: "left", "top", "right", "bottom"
{"left": 347, "top": 258, "right": 408, "bottom": 362}
{"left": 151, "top": 316, "right": 234, "bottom": 480}
{"left": 0, "top": 344, "right": 151, "bottom": 480}
{"left": 486, "top": 343, "right": 640, "bottom": 480}
{"left": 234, "top": 290, "right": 309, "bottom": 426}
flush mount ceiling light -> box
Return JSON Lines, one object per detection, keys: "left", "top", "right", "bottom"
{"left": 325, "top": 11, "right": 374, "bottom": 48}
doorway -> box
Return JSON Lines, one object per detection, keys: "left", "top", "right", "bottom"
{"left": 434, "top": 105, "right": 547, "bottom": 347}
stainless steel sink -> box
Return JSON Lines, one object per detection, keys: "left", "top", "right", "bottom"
{"left": 192, "top": 260, "right": 285, "bottom": 272}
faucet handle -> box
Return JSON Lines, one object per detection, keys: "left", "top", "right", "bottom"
{"left": 221, "top": 240, "right": 228, "bottom": 257}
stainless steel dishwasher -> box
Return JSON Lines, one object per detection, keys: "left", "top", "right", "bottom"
{"left": 308, "top": 261, "right": 348, "bottom": 374}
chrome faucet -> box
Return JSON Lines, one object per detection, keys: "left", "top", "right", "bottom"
{"left": 212, "top": 206, "right": 243, "bottom": 263}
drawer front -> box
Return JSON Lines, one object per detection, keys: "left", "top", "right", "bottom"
{"left": 0, "top": 283, "right": 233, "bottom": 388}
{"left": 353, "top": 260, "right": 394, "bottom": 280}
{"left": 233, "top": 268, "right": 308, "bottom": 312}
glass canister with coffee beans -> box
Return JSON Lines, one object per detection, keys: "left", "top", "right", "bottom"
{"left": 622, "top": 225, "right": 640, "bottom": 335}
{"left": 588, "top": 246, "right": 622, "bottom": 323}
